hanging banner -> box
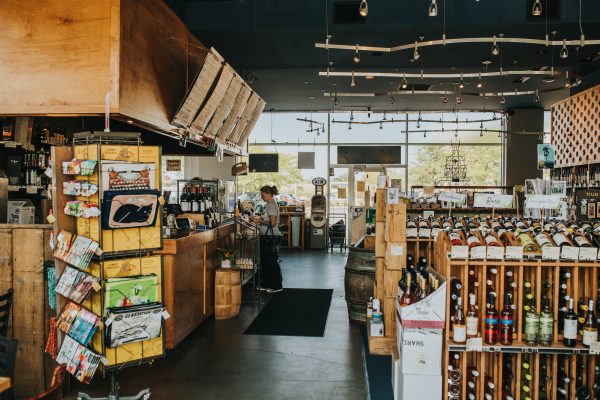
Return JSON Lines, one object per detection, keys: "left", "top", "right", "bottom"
{"left": 537, "top": 144, "right": 555, "bottom": 169}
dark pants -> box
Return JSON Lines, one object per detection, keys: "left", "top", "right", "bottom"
{"left": 260, "top": 235, "right": 283, "bottom": 289}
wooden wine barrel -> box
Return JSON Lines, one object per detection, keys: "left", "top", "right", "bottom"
{"left": 344, "top": 246, "right": 375, "bottom": 324}
{"left": 215, "top": 268, "right": 241, "bottom": 320}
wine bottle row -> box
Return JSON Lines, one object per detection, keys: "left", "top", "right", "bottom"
{"left": 179, "top": 184, "right": 221, "bottom": 228}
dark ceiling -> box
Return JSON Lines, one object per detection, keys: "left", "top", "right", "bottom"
{"left": 166, "top": 0, "right": 600, "bottom": 112}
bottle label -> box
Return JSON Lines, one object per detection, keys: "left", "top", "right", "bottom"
{"left": 449, "top": 233, "right": 461, "bottom": 241}
{"left": 501, "top": 316, "right": 513, "bottom": 326}
{"left": 553, "top": 233, "right": 569, "bottom": 246}
{"left": 484, "top": 235, "right": 498, "bottom": 245}
{"left": 539, "top": 315, "right": 553, "bottom": 335}
{"left": 485, "top": 317, "right": 498, "bottom": 325}
{"left": 453, "top": 325, "right": 467, "bottom": 343}
{"left": 466, "top": 317, "right": 478, "bottom": 335}
{"left": 574, "top": 236, "right": 590, "bottom": 247}
{"left": 525, "top": 315, "right": 539, "bottom": 336}
{"left": 467, "top": 236, "right": 480, "bottom": 246}
{"left": 535, "top": 234, "right": 551, "bottom": 247}
{"left": 583, "top": 329, "right": 598, "bottom": 346}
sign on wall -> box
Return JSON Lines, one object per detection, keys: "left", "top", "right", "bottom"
{"left": 166, "top": 159, "right": 182, "bottom": 172}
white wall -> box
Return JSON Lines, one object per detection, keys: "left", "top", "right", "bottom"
{"left": 184, "top": 155, "right": 235, "bottom": 180}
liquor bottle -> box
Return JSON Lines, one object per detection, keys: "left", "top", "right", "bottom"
{"left": 578, "top": 297, "right": 588, "bottom": 337}
{"left": 453, "top": 297, "right": 467, "bottom": 343}
{"left": 485, "top": 375, "right": 496, "bottom": 397}
{"left": 466, "top": 230, "right": 483, "bottom": 248}
{"left": 500, "top": 293, "right": 514, "bottom": 345}
{"left": 524, "top": 298, "right": 539, "bottom": 346}
{"left": 539, "top": 297, "right": 553, "bottom": 345}
{"left": 485, "top": 292, "right": 499, "bottom": 345}
{"left": 399, "top": 274, "right": 414, "bottom": 307}
{"left": 180, "top": 185, "right": 190, "bottom": 212}
{"left": 563, "top": 298, "right": 577, "bottom": 347}
{"left": 407, "top": 218, "right": 417, "bottom": 229}
{"left": 583, "top": 299, "right": 598, "bottom": 347}
{"left": 466, "top": 293, "right": 479, "bottom": 338}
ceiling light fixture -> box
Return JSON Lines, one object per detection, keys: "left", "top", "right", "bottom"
{"left": 491, "top": 36, "right": 500, "bottom": 56}
{"left": 477, "top": 72, "right": 483, "bottom": 88}
{"left": 353, "top": 44, "right": 361, "bottom": 63}
{"left": 351, "top": 70, "right": 356, "bottom": 87}
{"left": 500, "top": 97, "right": 506, "bottom": 105}
{"left": 560, "top": 39, "right": 568, "bottom": 59}
{"left": 350, "top": 111, "right": 355, "bottom": 121}
{"left": 359, "top": 0, "right": 368, "bottom": 17}
{"left": 458, "top": 73, "right": 465, "bottom": 89}
{"left": 401, "top": 73, "right": 408, "bottom": 89}
{"left": 443, "top": 91, "right": 448, "bottom": 103}
{"left": 334, "top": 95, "right": 340, "bottom": 106}
{"left": 428, "top": 0, "right": 438, "bottom": 16}
{"left": 456, "top": 95, "right": 462, "bottom": 104}
{"left": 534, "top": 89, "right": 540, "bottom": 103}
{"left": 532, "top": 0, "right": 542, "bottom": 16}
{"left": 413, "top": 41, "right": 420, "bottom": 61}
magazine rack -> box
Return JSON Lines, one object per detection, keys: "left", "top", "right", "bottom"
{"left": 77, "top": 370, "right": 150, "bottom": 400}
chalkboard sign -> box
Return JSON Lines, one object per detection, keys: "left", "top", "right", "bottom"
{"left": 249, "top": 154, "right": 279, "bottom": 172}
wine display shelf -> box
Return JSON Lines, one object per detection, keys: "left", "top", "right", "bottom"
{"left": 437, "top": 230, "right": 600, "bottom": 400}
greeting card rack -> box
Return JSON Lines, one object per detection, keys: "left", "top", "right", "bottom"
{"left": 51, "top": 135, "right": 167, "bottom": 400}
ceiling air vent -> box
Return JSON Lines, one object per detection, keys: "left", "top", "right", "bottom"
{"left": 334, "top": 1, "right": 366, "bottom": 24}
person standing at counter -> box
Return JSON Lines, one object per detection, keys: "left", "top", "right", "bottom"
{"left": 252, "top": 185, "right": 283, "bottom": 293}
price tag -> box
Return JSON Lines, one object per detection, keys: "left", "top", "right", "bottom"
{"left": 94, "top": 246, "right": 103, "bottom": 256}
{"left": 438, "top": 191, "right": 467, "bottom": 205}
{"left": 561, "top": 246, "right": 580, "bottom": 261}
{"left": 406, "top": 228, "right": 419, "bottom": 238}
{"left": 431, "top": 228, "right": 442, "bottom": 238}
{"left": 487, "top": 246, "right": 505, "bottom": 260}
{"left": 46, "top": 214, "right": 57, "bottom": 224}
{"left": 390, "top": 245, "right": 404, "bottom": 256}
{"left": 542, "top": 247, "right": 560, "bottom": 261}
{"left": 525, "top": 194, "right": 562, "bottom": 209}
{"left": 7, "top": 185, "right": 18, "bottom": 192}
{"left": 386, "top": 188, "right": 400, "bottom": 204}
{"left": 470, "top": 246, "right": 486, "bottom": 260}
{"left": 418, "top": 228, "right": 431, "bottom": 238}
{"left": 505, "top": 246, "right": 524, "bottom": 260}
{"left": 473, "top": 193, "right": 514, "bottom": 209}
{"left": 162, "top": 310, "right": 171, "bottom": 320}
{"left": 579, "top": 247, "right": 599, "bottom": 261}
{"left": 4, "top": 141, "right": 17, "bottom": 148}
{"left": 589, "top": 341, "right": 600, "bottom": 355}
{"left": 450, "top": 245, "right": 469, "bottom": 259}
{"left": 92, "top": 281, "right": 101, "bottom": 292}
{"left": 466, "top": 337, "right": 483, "bottom": 352}
{"left": 26, "top": 185, "right": 38, "bottom": 194}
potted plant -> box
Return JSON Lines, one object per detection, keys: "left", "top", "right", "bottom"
{"left": 217, "top": 247, "right": 235, "bottom": 268}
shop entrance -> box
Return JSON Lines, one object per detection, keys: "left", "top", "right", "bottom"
{"left": 329, "top": 164, "right": 406, "bottom": 246}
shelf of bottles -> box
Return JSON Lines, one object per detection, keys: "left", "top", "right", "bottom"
{"left": 176, "top": 179, "right": 222, "bottom": 229}
{"left": 551, "top": 164, "right": 600, "bottom": 190}
{"left": 437, "top": 222, "right": 600, "bottom": 400}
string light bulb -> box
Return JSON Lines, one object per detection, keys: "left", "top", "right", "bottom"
{"left": 532, "top": 0, "right": 542, "bottom": 16}
{"left": 443, "top": 92, "right": 448, "bottom": 104}
{"left": 458, "top": 73, "right": 465, "bottom": 89}
{"left": 477, "top": 72, "right": 483, "bottom": 88}
{"left": 401, "top": 73, "right": 408, "bottom": 89}
{"left": 491, "top": 36, "right": 500, "bottom": 56}
{"left": 353, "top": 44, "right": 361, "bottom": 64}
{"left": 564, "top": 71, "right": 571, "bottom": 88}
{"left": 359, "top": 0, "right": 368, "bottom": 17}
{"left": 560, "top": 39, "right": 568, "bottom": 59}
{"left": 428, "top": 0, "right": 438, "bottom": 16}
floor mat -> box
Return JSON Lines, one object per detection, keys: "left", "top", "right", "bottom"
{"left": 244, "top": 288, "right": 333, "bottom": 337}
{"left": 360, "top": 325, "right": 393, "bottom": 400}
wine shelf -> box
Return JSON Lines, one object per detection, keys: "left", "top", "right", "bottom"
{"left": 448, "top": 339, "right": 594, "bottom": 355}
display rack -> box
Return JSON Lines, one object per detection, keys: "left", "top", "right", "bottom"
{"left": 436, "top": 230, "right": 600, "bottom": 400}
{"left": 51, "top": 137, "right": 167, "bottom": 400}
{"left": 233, "top": 217, "right": 260, "bottom": 303}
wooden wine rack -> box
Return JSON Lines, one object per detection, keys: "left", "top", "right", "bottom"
{"left": 551, "top": 84, "right": 600, "bottom": 168}
{"left": 437, "top": 231, "right": 600, "bottom": 400}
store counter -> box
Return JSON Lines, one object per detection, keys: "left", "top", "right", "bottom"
{"left": 154, "top": 223, "right": 234, "bottom": 349}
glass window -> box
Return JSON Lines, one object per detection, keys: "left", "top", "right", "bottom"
{"left": 251, "top": 113, "right": 328, "bottom": 144}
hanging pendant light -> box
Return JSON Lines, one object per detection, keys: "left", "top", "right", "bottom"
{"left": 564, "top": 71, "right": 571, "bottom": 88}
{"left": 560, "top": 39, "right": 569, "bottom": 59}
{"left": 359, "top": 0, "right": 368, "bottom": 17}
{"left": 532, "top": 0, "right": 542, "bottom": 16}
{"left": 500, "top": 97, "right": 506, "bottom": 105}
{"left": 534, "top": 89, "right": 540, "bottom": 103}
{"left": 351, "top": 70, "right": 356, "bottom": 87}
{"left": 428, "top": 0, "right": 438, "bottom": 17}
{"left": 456, "top": 95, "right": 462, "bottom": 104}
{"left": 491, "top": 36, "right": 500, "bottom": 56}
{"left": 443, "top": 91, "right": 448, "bottom": 104}
{"left": 458, "top": 73, "right": 465, "bottom": 89}
{"left": 401, "top": 73, "right": 408, "bottom": 89}
{"left": 476, "top": 72, "right": 483, "bottom": 88}
{"left": 353, "top": 44, "right": 361, "bottom": 64}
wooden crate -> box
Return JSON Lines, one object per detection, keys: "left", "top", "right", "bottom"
{"left": 406, "top": 238, "right": 435, "bottom": 265}
{"left": 0, "top": 225, "right": 54, "bottom": 397}
{"left": 383, "top": 297, "right": 398, "bottom": 338}
{"left": 367, "top": 320, "right": 395, "bottom": 356}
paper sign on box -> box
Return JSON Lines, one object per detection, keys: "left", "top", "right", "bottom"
{"left": 397, "top": 324, "right": 443, "bottom": 376}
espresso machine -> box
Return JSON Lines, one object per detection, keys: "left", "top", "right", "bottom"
{"left": 309, "top": 178, "right": 328, "bottom": 249}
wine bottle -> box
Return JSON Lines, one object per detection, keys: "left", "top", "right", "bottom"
{"left": 399, "top": 274, "right": 414, "bottom": 307}
{"left": 453, "top": 297, "right": 467, "bottom": 343}
{"left": 539, "top": 297, "right": 553, "bottom": 345}
{"left": 466, "top": 293, "right": 479, "bottom": 338}
{"left": 485, "top": 292, "right": 498, "bottom": 345}
{"left": 466, "top": 230, "right": 483, "bottom": 248}
{"left": 583, "top": 299, "right": 598, "bottom": 347}
{"left": 180, "top": 185, "right": 190, "bottom": 212}
{"left": 500, "top": 293, "right": 514, "bottom": 345}
{"left": 524, "top": 298, "right": 539, "bottom": 346}
{"left": 563, "top": 298, "right": 578, "bottom": 347}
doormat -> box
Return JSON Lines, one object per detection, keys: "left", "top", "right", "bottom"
{"left": 244, "top": 288, "right": 333, "bottom": 337}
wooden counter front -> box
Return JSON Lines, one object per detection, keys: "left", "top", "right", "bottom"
{"left": 154, "top": 224, "right": 234, "bottom": 349}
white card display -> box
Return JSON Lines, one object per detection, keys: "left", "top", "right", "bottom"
{"left": 505, "top": 246, "right": 524, "bottom": 260}
{"left": 438, "top": 191, "right": 467, "bottom": 205}
{"left": 524, "top": 194, "right": 562, "bottom": 209}
{"left": 450, "top": 245, "right": 469, "bottom": 259}
{"left": 486, "top": 246, "right": 505, "bottom": 260}
{"left": 561, "top": 246, "right": 580, "bottom": 261}
{"left": 470, "top": 246, "right": 486, "bottom": 260}
{"left": 579, "top": 247, "right": 599, "bottom": 261}
{"left": 542, "top": 247, "right": 560, "bottom": 261}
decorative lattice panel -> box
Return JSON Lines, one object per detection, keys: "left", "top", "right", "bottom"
{"left": 551, "top": 85, "right": 600, "bottom": 168}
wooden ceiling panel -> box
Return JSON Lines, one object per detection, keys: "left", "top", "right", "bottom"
{"left": 204, "top": 75, "right": 243, "bottom": 140}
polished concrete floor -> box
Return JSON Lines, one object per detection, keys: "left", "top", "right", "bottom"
{"left": 68, "top": 250, "right": 365, "bottom": 400}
